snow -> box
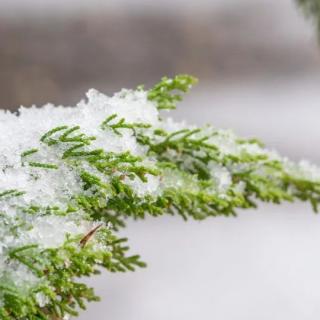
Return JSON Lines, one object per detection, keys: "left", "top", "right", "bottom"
{"left": 0, "top": 88, "right": 160, "bottom": 304}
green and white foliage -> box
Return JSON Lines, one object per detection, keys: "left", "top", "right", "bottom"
{"left": 0, "top": 75, "right": 320, "bottom": 319}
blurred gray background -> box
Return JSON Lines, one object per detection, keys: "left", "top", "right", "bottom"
{"left": 1, "top": 0, "right": 320, "bottom": 319}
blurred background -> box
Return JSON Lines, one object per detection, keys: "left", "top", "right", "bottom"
{"left": 1, "top": 0, "right": 320, "bottom": 319}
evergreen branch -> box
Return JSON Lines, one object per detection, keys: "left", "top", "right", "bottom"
{"left": 28, "top": 162, "right": 59, "bottom": 170}
{"left": 148, "top": 74, "right": 198, "bottom": 110}
{"left": 0, "top": 189, "right": 26, "bottom": 200}
{"left": 296, "top": 0, "right": 320, "bottom": 36}
{"left": 101, "top": 113, "right": 151, "bottom": 136}
{"left": 1, "top": 74, "right": 320, "bottom": 319}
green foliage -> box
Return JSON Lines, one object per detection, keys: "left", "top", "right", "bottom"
{"left": 148, "top": 74, "right": 198, "bottom": 110}
{"left": 101, "top": 113, "right": 151, "bottom": 135}
{"left": 1, "top": 74, "right": 320, "bottom": 319}
{"left": 296, "top": 0, "right": 320, "bottom": 35}
{"left": 0, "top": 229, "right": 145, "bottom": 319}
{"left": 0, "top": 189, "right": 26, "bottom": 200}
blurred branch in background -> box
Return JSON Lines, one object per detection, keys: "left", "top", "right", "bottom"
{"left": 297, "top": 0, "right": 320, "bottom": 35}
{"left": 0, "top": 0, "right": 319, "bottom": 109}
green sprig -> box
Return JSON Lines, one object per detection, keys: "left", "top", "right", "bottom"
{"left": 1, "top": 74, "right": 320, "bottom": 319}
